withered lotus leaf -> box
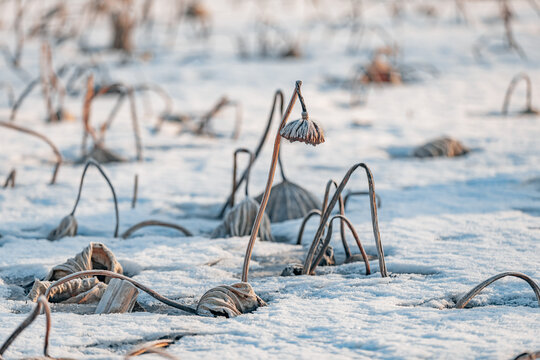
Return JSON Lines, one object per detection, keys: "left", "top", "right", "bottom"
{"left": 28, "top": 277, "right": 106, "bottom": 304}
{"left": 47, "top": 215, "right": 78, "bottom": 241}
{"left": 211, "top": 198, "right": 273, "bottom": 241}
{"left": 413, "top": 136, "right": 469, "bottom": 158}
{"left": 196, "top": 282, "right": 266, "bottom": 318}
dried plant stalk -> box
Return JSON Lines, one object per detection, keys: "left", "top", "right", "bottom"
{"left": 0, "top": 296, "right": 54, "bottom": 359}
{"left": 43, "top": 270, "right": 197, "bottom": 314}
{"left": 501, "top": 1, "right": 526, "bottom": 60}
{"left": 121, "top": 220, "right": 192, "bottom": 238}
{"left": 3, "top": 169, "right": 16, "bottom": 188}
{"left": 9, "top": 78, "right": 39, "bottom": 122}
{"left": 70, "top": 159, "right": 119, "bottom": 237}
{"left": 132, "top": 174, "right": 138, "bottom": 208}
{"left": 0, "top": 82, "right": 14, "bottom": 107}
{"left": 513, "top": 351, "right": 540, "bottom": 360}
{"left": 311, "top": 214, "right": 371, "bottom": 275}
{"left": 502, "top": 73, "right": 537, "bottom": 115}
{"left": 296, "top": 209, "right": 322, "bottom": 245}
{"left": 0, "top": 120, "right": 62, "bottom": 184}
{"left": 219, "top": 90, "right": 284, "bottom": 217}
{"left": 241, "top": 80, "right": 324, "bottom": 283}
{"left": 455, "top": 272, "right": 540, "bottom": 309}
{"left": 302, "top": 163, "right": 387, "bottom": 277}
{"left": 195, "top": 96, "right": 242, "bottom": 139}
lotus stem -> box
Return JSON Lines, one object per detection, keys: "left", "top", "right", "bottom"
{"left": 241, "top": 81, "right": 302, "bottom": 283}
{"left": 231, "top": 148, "right": 254, "bottom": 207}
{"left": 127, "top": 87, "right": 143, "bottom": 161}
{"left": 502, "top": 73, "right": 533, "bottom": 115}
{"left": 9, "top": 78, "right": 39, "bottom": 121}
{"left": 310, "top": 214, "right": 371, "bottom": 275}
{"left": 70, "top": 159, "right": 120, "bottom": 238}
{"left": 3, "top": 169, "right": 16, "bottom": 188}
{"left": 344, "top": 191, "right": 382, "bottom": 209}
{"left": 296, "top": 209, "right": 321, "bottom": 245}
{"left": 196, "top": 96, "right": 229, "bottom": 135}
{"left": 303, "top": 163, "right": 387, "bottom": 277}
{"left": 322, "top": 179, "right": 349, "bottom": 258}
{"left": 0, "top": 296, "right": 51, "bottom": 358}
{"left": 512, "top": 351, "right": 540, "bottom": 360}
{"left": 0, "top": 120, "right": 62, "bottom": 184}
{"left": 132, "top": 174, "right": 138, "bottom": 209}
{"left": 121, "top": 220, "right": 192, "bottom": 238}
{"left": 40, "top": 42, "right": 57, "bottom": 123}
{"left": 44, "top": 270, "right": 197, "bottom": 314}
{"left": 455, "top": 272, "right": 540, "bottom": 309}
{"left": 219, "top": 89, "right": 284, "bottom": 217}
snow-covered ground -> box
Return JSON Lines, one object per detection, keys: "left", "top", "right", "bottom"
{"left": 0, "top": 0, "right": 539, "bottom": 359}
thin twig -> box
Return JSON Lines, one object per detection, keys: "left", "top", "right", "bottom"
{"left": 344, "top": 191, "right": 382, "bottom": 209}
{"left": 502, "top": 73, "right": 534, "bottom": 115}
{"left": 231, "top": 148, "right": 254, "bottom": 207}
{"left": 132, "top": 174, "right": 138, "bottom": 209}
{"left": 3, "top": 169, "right": 16, "bottom": 188}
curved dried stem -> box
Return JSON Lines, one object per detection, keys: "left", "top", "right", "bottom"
{"left": 83, "top": 79, "right": 143, "bottom": 161}
{"left": 9, "top": 78, "right": 40, "bottom": 122}
{"left": 0, "top": 120, "right": 62, "bottom": 184}
{"left": 296, "top": 209, "right": 321, "bottom": 245}
{"left": 218, "top": 89, "right": 284, "bottom": 217}
{"left": 303, "top": 163, "right": 387, "bottom": 277}
{"left": 512, "top": 351, "right": 540, "bottom": 360}
{"left": 322, "top": 179, "right": 349, "bottom": 257}
{"left": 121, "top": 220, "right": 192, "bottom": 239}
{"left": 133, "top": 83, "right": 174, "bottom": 117}
{"left": 344, "top": 191, "right": 382, "bottom": 209}
{"left": 3, "top": 169, "right": 16, "bottom": 188}
{"left": 502, "top": 73, "right": 534, "bottom": 115}
{"left": 0, "top": 296, "right": 51, "bottom": 358}
{"left": 310, "top": 214, "right": 371, "bottom": 275}
{"left": 241, "top": 81, "right": 302, "bottom": 283}
{"left": 131, "top": 174, "right": 138, "bottom": 209}
{"left": 44, "top": 270, "right": 197, "bottom": 314}
{"left": 455, "top": 272, "right": 540, "bottom": 309}
{"left": 231, "top": 148, "right": 254, "bottom": 206}
{"left": 71, "top": 159, "right": 119, "bottom": 237}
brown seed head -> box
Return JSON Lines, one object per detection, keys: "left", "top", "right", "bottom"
{"left": 280, "top": 113, "right": 325, "bottom": 146}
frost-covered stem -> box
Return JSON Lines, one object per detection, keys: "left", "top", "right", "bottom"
{"left": 134, "top": 83, "right": 174, "bottom": 117}
{"left": 70, "top": 159, "right": 119, "bottom": 237}
{"left": 241, "top": 81, "right": 301, "bottom": 283}
{"left": 502, "top": 73, "right": 533, "bottom": 115}
{"left": 0, "top": 296, "right": 51, "bottom": 358}
{"left": 121, "top": 220, "right": 192, "bottom": 238}
{"left": 9, "top": 78, "right": 40, "bottom": 121}
{"left": 40, "top": 42, "right": 57, "bottom": 123}
{"left": 310, "top": 214, "right": 371, "bottom": 275}
{"left": 455, "top": 272, "right": 540, "bottom": 309}
{"left": 296, "top": 209, "right": 321, "bottom": 245}
{"left": 3, "top": 169, "right": 16, "bottom": 188}
{"left": 0, "top": 120, "right": 62, "bottom": 184}
{"left": 82, "top": 74, "right": 96, "bottom": 156}
{"left": 131, "top": 174, "right": 138, "bottom": 208}
{"left": 303, "top": 163, "right": 387, "bottom": 277}
{"left": 44, "top": 270, "right": 197, "bottom": 314}
{"left": 231, "top": 148, "right": 254, "bottom": 207}
{"left": 218, "top": 89, "right": 284, "bottom": 217}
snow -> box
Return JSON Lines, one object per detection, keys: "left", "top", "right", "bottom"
{"left": 0, "top": 0, "right": 539, "bottom": 359}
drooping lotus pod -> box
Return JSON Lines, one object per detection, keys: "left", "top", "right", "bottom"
{"left": 413, "top": 136, "right": 469, "bottom": 158}
{"left": 212, "top": 197, "right": 273, "bottom": 241}
{"left": 47, "top": 215, "right": 77, "bottom": 241}
{"left": 212, "top": 148, "right": 273, "bottom": 241}
{"left": 196, "top": 282, "right": 267, "bottom": 318}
